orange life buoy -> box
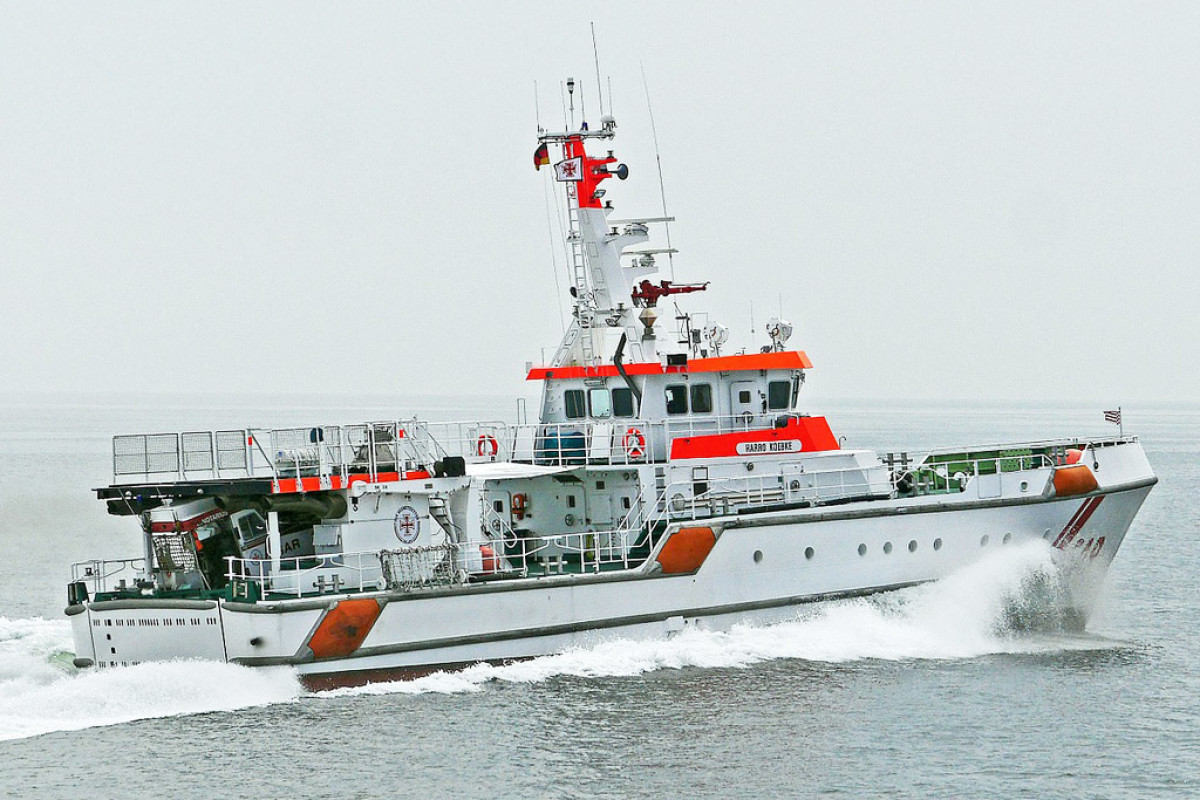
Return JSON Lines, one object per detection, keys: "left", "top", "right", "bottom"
{"left": 477, "top": 434, "right": 499, "bottom": 458}
{"left": 623, "top": 427, "right": 646, "bottom": 460}
{"left": 511, "top": 493, "right": 527, "bottom": 519}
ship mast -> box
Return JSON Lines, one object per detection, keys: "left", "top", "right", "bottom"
{"left": 536, "top": 86, "right": 682, "bottom": 371}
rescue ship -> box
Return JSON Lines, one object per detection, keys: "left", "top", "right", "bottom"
{"left": 66, "top": 83, "right": 1157, "bottom": 685}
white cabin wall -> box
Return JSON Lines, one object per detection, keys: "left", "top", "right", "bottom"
{"left": 339, "top": 493, "right": 437, "bottom": 554}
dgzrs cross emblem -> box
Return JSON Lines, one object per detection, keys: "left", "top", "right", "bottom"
{"left": 394, "top": 505, "right": 421, "bottom": 545}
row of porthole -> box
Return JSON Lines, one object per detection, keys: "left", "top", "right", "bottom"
{"left": 753, "top": 531, "right": 1019, "bottom": 564}
{"left": 859, "top": 538, "right": 941, "bottom": 556}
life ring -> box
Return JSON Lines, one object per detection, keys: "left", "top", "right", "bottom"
{"left": 476, "top": 434, "right": 499, "bottom": 458}
{"left": 511, "top": 493, "right": 527, "bottom": 519}
{"left": 622, "top": 427, "right": 646, "bottom": 460}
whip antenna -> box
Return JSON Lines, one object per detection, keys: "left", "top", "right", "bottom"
{"left": 641, "top": 63, "right": 675, "bottom": 280}
{"left": 534, "top": 80, "right": 542, "bottom": 133}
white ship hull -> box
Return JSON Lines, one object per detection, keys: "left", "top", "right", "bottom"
{"left": 69, "top": 453, "right": 1154, "bottom": 685}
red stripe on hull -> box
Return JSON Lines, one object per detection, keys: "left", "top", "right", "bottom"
{"left": 1053, "top": 495, "right": 1104, "bottom": 549}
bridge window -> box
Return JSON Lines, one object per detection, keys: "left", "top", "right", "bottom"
{"left": 768, "top": 380, "right": 791, "bottom": 410}
{"left": 564, "top": 390, "right": 586, "bottom": 419}
{"left": 612, "top": 387, "right": 637, "bottom": 418}
{"left": 690, "top": 384, "right": 713, "bottom": 414}
{"left": 665, "top": 384, "right": 688, "bottom": 415}
{"left": 588, "top": 388, "right": 612, "bottom": 418}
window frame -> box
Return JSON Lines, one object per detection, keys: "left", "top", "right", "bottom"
{"left": 612, "top": 387, "right": 637, "bottom": 418}
{"left": 564, "top": 389, "right": 587, "bottom": 420}
{"left": 767, "top": 380, "right": 791, "bottom": 411}
{"left": 665, "top": 384, "right": 689, "bottom": 415}
{"left": 690, "top": 383, "right": 714, "bottom": 414}
{"left": 588, "top": 387, "right": 613, "bottom": 419}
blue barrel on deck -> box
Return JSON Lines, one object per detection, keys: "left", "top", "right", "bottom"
{"left": 535, "top": 429, "right": 587, "bottom": 465}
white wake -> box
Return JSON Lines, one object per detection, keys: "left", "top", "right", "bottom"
{"left": 0, "top": 617, "right": 300, "bottom": 741}
{"left": 321, "top": 540, "right": 1116, "bottom": 698}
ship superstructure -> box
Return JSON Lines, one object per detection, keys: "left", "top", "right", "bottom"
{"left": 65, "top": 87, "right": 1157, "bottom": 685}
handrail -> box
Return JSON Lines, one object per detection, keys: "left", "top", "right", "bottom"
{"left": 650, "top": 467, "right": 881, "bottom": 523}
{"left": 71, "top": 558, "right": 146, "bottom": 596}
{"left": 110, "top": 413, "right": 798, "bottom": 483}
{"left": 892, "top": 451, "right": 1059, "bottom": 496}
{"left": 225, "top": 551, "right": 386, "bottom": 598}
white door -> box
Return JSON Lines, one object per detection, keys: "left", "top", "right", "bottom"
{"left": 731, "top": 381, "right": 760, "bottom": 422}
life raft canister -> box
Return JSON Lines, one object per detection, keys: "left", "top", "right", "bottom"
{"left": 477, "top": 434, "right": 499, "bottom": 458}
{"left": 479, "top": 544, "right": 498, "bottom": 573}
{"left": 623, "top": 427, "right": 646, "bottom": 460}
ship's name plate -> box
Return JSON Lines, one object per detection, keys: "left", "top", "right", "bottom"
{"left": 736, "top": 439, "right": 803, "bottom": 456}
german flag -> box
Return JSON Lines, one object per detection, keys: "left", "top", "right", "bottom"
{"left": 534, "top": 142, "right": 550, "bottom": 170}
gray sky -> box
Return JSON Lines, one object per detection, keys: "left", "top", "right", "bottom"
{"left": 2, "top": 2, "right": 1197, "bottom": 405}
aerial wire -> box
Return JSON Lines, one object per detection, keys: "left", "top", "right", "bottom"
{"left": 535, "top": 78, "right": 564, "bottom": 331}
{"left": 640, "top": 62, "right": 675, "bottom": 281}
{"left": 544, "top": 179, "right": 566, "bottom": 333}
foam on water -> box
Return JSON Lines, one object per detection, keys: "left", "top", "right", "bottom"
{"left": 0, "top": 617, "right": 301, "bottom": 741}
{"left": 0, "top": 541, "right": 1117, "bottom": 736}
{"left": 321, "top": 540, "right": 1117, "bottom": 698}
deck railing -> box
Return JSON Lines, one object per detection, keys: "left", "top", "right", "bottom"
{"left": 424, "top": 413, "right": 786, "bottom": 467}
{"left": 71, "top": 558, "right": 146, "bottom": 596}
{"left": 110, "top": 419, "right": 480, "bottom": 486}
{"left": 887, "top": 440, "right": 1115, "bottom": 497}
{"left": 111, "top": 412, "right": 797, "bottom": 484}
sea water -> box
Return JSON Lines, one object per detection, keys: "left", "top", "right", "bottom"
{"left": 1, "top": 395, "right": 1196, "bottom": 799}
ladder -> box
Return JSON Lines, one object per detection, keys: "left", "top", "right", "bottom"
{"left": 566, "top": 187, "right": 597, "bottom": 367}
{"left": 428, "top": 496, "right": 457, "bottom": 540}
{"left": 403, "top": 421, "right": 445, "bottom": 471}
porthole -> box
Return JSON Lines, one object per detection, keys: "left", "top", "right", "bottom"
{"left": 883, "top": 541, "right": 893, "bottom": 554}
{"left": 908, "top": 540, "right": 918, "bottom": 553}
{"left": 980, "top": 534, "right": 990, "bottom": 547}
{"left": 804, "top": 547, "right": 815, "bottom": 560}
{"left": 1020, "top": 481, "right": 1029, "bottom": 492}
{"left": 1003, "top": 532, "right": 1012, "bottom": 545}
{"left": 753, "top": 550, "right": 763, "bottom": 564}
{"left": 858, "top": 543, "right": 867, "bottom": 556}
{"left": 933, "top": 538, "right": 942, "bottom": 551}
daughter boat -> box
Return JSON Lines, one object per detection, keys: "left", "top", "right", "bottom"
{"left": 66, "top": 91, "right": 1157, "bottom": 685}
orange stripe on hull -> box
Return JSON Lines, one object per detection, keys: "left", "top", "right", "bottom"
{"left": 657, "top": 526, "right": 717, "bottom": 574}
{"left": 306, "top": 598, "right": 383, "bottom": 660}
